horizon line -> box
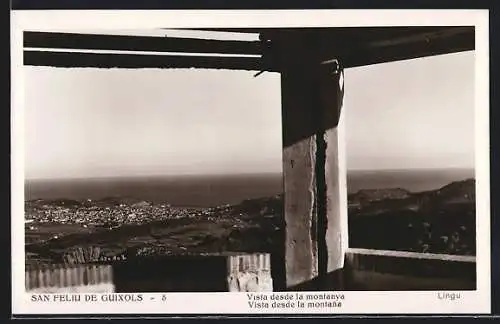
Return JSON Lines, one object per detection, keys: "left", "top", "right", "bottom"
{"left": 24, "top": 167, "right": 474, "bottom": 182}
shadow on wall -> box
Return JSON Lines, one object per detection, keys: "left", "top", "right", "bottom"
{"left": 109, "top": 253, "right": 274, "bottom": 293}
{"left": 25, "top": 253, "right": 275, "bottom": 293}
{"left": 284, "top": 249, "right": 477, "bottom": 291}
{"left": 274, "top": 249, "right": 476, "bottom": 292}
{"left": 342, "top": 248, "right": 476, "bottom": 291}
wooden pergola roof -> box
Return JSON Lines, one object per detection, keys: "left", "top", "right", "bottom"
{"left": 24, "top": 26, "right": 474, "bottom": 71}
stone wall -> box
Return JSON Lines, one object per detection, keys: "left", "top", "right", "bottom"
{"left": 25, "top": 264, "right": 115, "bottom": 293}
{"left": 227, "top": 253, "right": 273, "bottom": 292}
{"left": 25, "top": 253, "right": 273, "bottom": 293}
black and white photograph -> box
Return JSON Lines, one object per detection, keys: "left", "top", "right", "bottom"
{"left": 11, "top": 9, "right": 490, "bottom": 315}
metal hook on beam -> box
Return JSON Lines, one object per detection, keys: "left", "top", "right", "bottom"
{"left": 321, "top": 58, "right": 341, "bottom": 74}
{"left": 254, "top": 70, "right": 265, "bottom": 78}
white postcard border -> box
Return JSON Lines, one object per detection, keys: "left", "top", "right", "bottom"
{"left": 11, "top": 9, "right": 491, "bottom": 315}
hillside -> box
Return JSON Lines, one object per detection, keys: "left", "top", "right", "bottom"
{"left": 25, "top": 179, "right": 476, "bottom": 265}
{"left": 348, "top": 178, "right": 476, "bottom": 255}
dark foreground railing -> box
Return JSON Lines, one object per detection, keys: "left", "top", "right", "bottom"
{"left": 25, "top": 250, "right": 476, "bottom": 292}
{"left": 343, "top": 248, "right": 476, "bottom": 291}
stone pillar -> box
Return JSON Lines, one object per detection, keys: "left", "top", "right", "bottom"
{"left": 280, "top": 59, "right": 347, "bottom": 290}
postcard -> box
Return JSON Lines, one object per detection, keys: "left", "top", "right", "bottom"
{"left": 11, "top": 9, "right": 491, "bottom": 315}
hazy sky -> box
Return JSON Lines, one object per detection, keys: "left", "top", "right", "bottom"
{"left": 344, "top": 51, "right": 475, "bottom": 170}
{"left": 23, "top": 31, "right": 475, "bottom": 179}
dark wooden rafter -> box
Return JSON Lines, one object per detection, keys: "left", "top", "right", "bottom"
{"left": 23, "top": 51, "right": 266, "bottom": 71}
{"left": 335, "top": 27, "right": 475, "bottom": 67}
{"left": 24, "top": 31, "right": 262, "bottom": 56}
{"left": 342, "top": 30, "right": 474, "bottom": 67}
{"left": 260, "top": 26, "right": 475, "bottom": 70}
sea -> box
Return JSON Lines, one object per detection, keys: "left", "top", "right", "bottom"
{"left": 25, "top": 168, "right": 474, "bottom": 208}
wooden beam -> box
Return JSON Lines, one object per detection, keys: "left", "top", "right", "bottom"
{"left": 263, "top": 26, "right": 475, "bottom": 71}
{"left": 340, "top": 27, "right": 475, "bottom": 68}
{"left": 24, "top": 31, "right": 262, "bottom": 56}
{"left": 23, "top": 51, "right": 266, "bottom": 71}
